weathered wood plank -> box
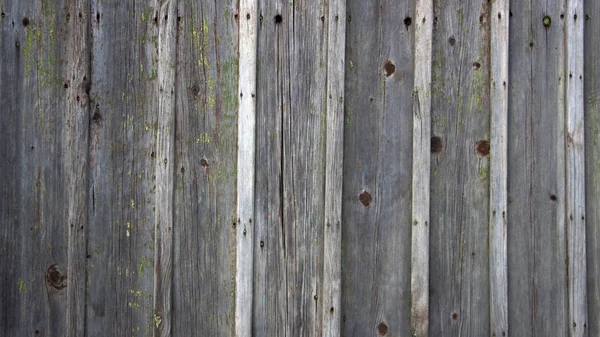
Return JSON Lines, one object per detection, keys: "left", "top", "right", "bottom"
{"left": 584, "top": 0, "right": 600, "bottom": 335}
{"left": 507, "top": 1, "right": 568, "bottom": 336}
{"left": 85, "top": 1, "right": 159, "bottom": 336}
{"left": 411, "top": 0, "right": 433, "bottom": 335}
{"left": 279, "top": 1, "right": 328, "bottom": 335}
{"left": 489, "top": 0, "right": 509, "bottom": 335}
{"left": 253, "top": 0, "right": 285, "bottom": 335}
{"left": 566, "top": 1, "right": 587, "bottom": 336}
{"left": 171, "top": 0, "right": 237, "bottom": 335}
{"left": 152, "top": 1, "right": 178, "bottom": 336}
{"left": 235, "top": 0, "right": 257, "bottom": 336}
{"left": 428, "top": 1, "right": 491, "bottom": 335}
{"left": 0, "top": 1, "right": 70, "bottom": 336}
{"left": 322, "top": 0, "right": 345, "bottom": 336}
{"left": 65, "top": 1, "right": 91, "bottom": 336}
{"left": 341, "top": 1, "right": 414, "bottom": 336}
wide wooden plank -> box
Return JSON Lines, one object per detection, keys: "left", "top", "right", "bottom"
{"left": 171, "top": 0, "right": 237, "bottom": 335}
{"left": 489, "top": 0, "right": 509, "bottom": 335}
{"left": 428, "top": 1, "right": 491, "bottom": 335}
{"left": 507, "top": 1, "right": 568, "bottom": 336}
{"left": 341, "top": 1, "right": 414, "bottom": 336}
{"left": 411, "top": 0, "right": 433, "bottom": 335}
{"left": 322, "top": 0, "right": 345, "bottom": 336}
{"left": 235, "top": 0, "right": 257, "bottom": 336}
{"left": 253, "top": 0, "right": 285, "bottom": 335}
{"left": 85, "top": 1, "right": 159, "bottom": 336}
{"left": 0, "top": 1, "right": 70, "bottom": 336}
{"left": 565, "top": 1, "right": 587, "bottom": 336}
{"left": 584, "top": 0, "right": 600, "bottom": 335}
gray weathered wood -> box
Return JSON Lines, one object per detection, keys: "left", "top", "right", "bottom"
{"left": 171, "top": 0, "right": 238, "bottom": 336}
{"left": 322, "top": 0, "right": 345, "bottom": 336}
{"left": 235, "top": 0, "right": 257, "bottom": 336}
{"left": 66, "top": 1, "right": 91, "bottom": 336}
{"left": 411, "top": 0, "right": 433, "bottom": 335}
{"left": 566, "top": 1, "right": 587, "bottom": 336}
{"left": 584, "top": 0, "right": 600, "bottom": 335}
{"left": 507, "top": 1, "right": 569, "bottom": 335}
{"left": 153, "top": 1, "right": 178, "bottom": 336}
{"left": 429, "top": 1, "right": 491, "bottom": 335}
{"left": 341, "top": 1, "right": 414, "bottom": 336}
{"left": 489, "top": 0, "right": 509, "bottom": 335}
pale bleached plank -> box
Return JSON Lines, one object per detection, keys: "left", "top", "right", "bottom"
{"left": 65, "top": 1, "right": 91, "bottom": 336}
{"left": 411, "top": 0, "right": 433, "bottom": 335}
{"left": 566, "top": 1, "right": 587, "bottom": 336}
{"left": 235, "top": 0, "right": 257, "bottom": 336}
{"left": 153, "top": 1, "right": 178, "bottom": 336}
{"left": 489, "top": 0, "right": 509, "bottom": 336}
{"left": 322, "top": 0, "right": 346, "bottom": 336}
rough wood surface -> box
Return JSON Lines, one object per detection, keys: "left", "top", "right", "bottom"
{"left": 507, "top": 1, "right": 568, "bottom": 336}
{"left": 322, "top": 0, "right": 345, "bottom": 336}
{"left": 428, "top": 1, "right": 491, "bottom": 335}
{"left": 341, "top": 1, "right": 414, "bottom": 336}
{"left": 566, "top": 1, "right": 587, "bottom": 336}
{"left": 584, "top": 0, "right": 600, "bottom": 335}
{"left": 411, "top": 0, "right": 433, "bottom": 335}
{"left": 235, "top": 0, "right": 257, "bottom": 336}
{"left": 489, "top": 0, "right": 509, "bottom": 335}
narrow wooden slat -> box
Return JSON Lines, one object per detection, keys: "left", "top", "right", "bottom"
{"left": 322, "top": 0, "right": 346, "bottom": 336}
{"left": 66, "top": 1, "right": 91, "bottom": 336}
{"left": 489, "top": 0, "right": 509, "bottom": 335}
{"left": 235, "top": 0, "right": 257, "bottom": 336}
{"left": 153, "top": 1, "right": 178, "bottom": 336}
{"left": 566, "top": 1, "right": 587, "bottom": 336}
{"left": 584, "top": 0, "right": 600, "bottom": 335}
{"left": 410, "top": 0, "right": 433, "bottom": 335}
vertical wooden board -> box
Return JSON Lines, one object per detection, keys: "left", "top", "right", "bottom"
{"left": 253, "top": 0, "right": 285, "bottom": 336}
{"left": 565, "top": 1, "right": 587, "bottom": 336}
{"left": 171, "top": 0, "right": 237, "bottom": 336}
{"left": 86, "top": 1, "right": 158, "bottom": 336}
{"left": 0, "top": 1, "right": 70, "bottom": 336}
{"left": 278, "top": 1, "right": 328, "bottom": 335}
{"left": 341, "top": 0, "right": 413, "bottom": 336}
{"left": 507, "top": 0, "right": 569, "bottom": 336}
{"left": 585, "top": 0, "right": 600, "bottom": 335}
{"left": 428, "top": 0, "right": 491, "bottom": 335}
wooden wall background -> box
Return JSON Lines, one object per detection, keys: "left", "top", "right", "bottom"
{"left": 1, "top": 0, "right": 598, "bottom": 336}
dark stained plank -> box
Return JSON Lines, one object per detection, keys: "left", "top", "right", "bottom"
{"left": 279, "top": 1, "right": 328, "bottom": 335}
{"left": 172, "top": 0, "right": 237, "bottom": 336}
{"left": 341, "top": 0, "right": 414, "bottom": 336}
{"left": 585, "top": 0, "right": 600, "bottom": 335}
{"left": 322, "top": 0, "right": 346, "bottom": 335}
{"left": 428, "top": 1, "right": 491, "bottom": 336}
{"left": 0, "top": 1, "right": 70, "bottom": 336}
{"left": 253, "top": 0, "right": 285, "bottom": 336}
{"left": 85, "top": 1, "right": 159, "bottom": 336}
{"left": 507, "top": 1, "right": 569, "bottom": 335}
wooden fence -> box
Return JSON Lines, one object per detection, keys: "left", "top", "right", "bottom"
{"left": 1, "top": 0, "right": 599, "bottom": 336}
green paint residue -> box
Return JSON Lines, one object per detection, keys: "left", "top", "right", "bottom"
{"left": 196, "top": 133, "right": 211, "bottom": 144}
{"left": 17, "top": 278, "right": 27, "bottom": 293}
{"left": 138, "top": 257, "right": 150, "bottom": 276}
{"left": 154, "top": 314, "right": 162, "bottom": 328}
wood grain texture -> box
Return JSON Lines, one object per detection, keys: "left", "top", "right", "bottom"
{"left": 428, "top": 1, "right": 491, "bottom": 335}
{"left": 153, "top": 1, "right": 178, "bottom": 336}
{"left": 489, "top": 0, "right": 509, "bottom": 335}
{"left": 172, "top": 0, "right": 238, "bottom": 336}
{"left": 65, "top": 1, "right": 91, "bottom": 336}
{"left": 507, "top": 1, "right": 568, "bottom": 336}
{"left": 0, "top": 1, "right": 70, "bottom": 336}
{"left": 566, "top": 1, "right": 587, "bottom": 336}
{"left": 584, "top": 0, "right": 600, "bottom": 335}
{"left": 322, "top": 0, "right": 345, "bottom": 336}
{"left": 411, "top": 0, "right": 433, "bottom": 335}
{"left": 341, "top": 1, "right": 414, "bottom": 336}
{"left": 236, "top": 0, "right": 257, "bottom": 336}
